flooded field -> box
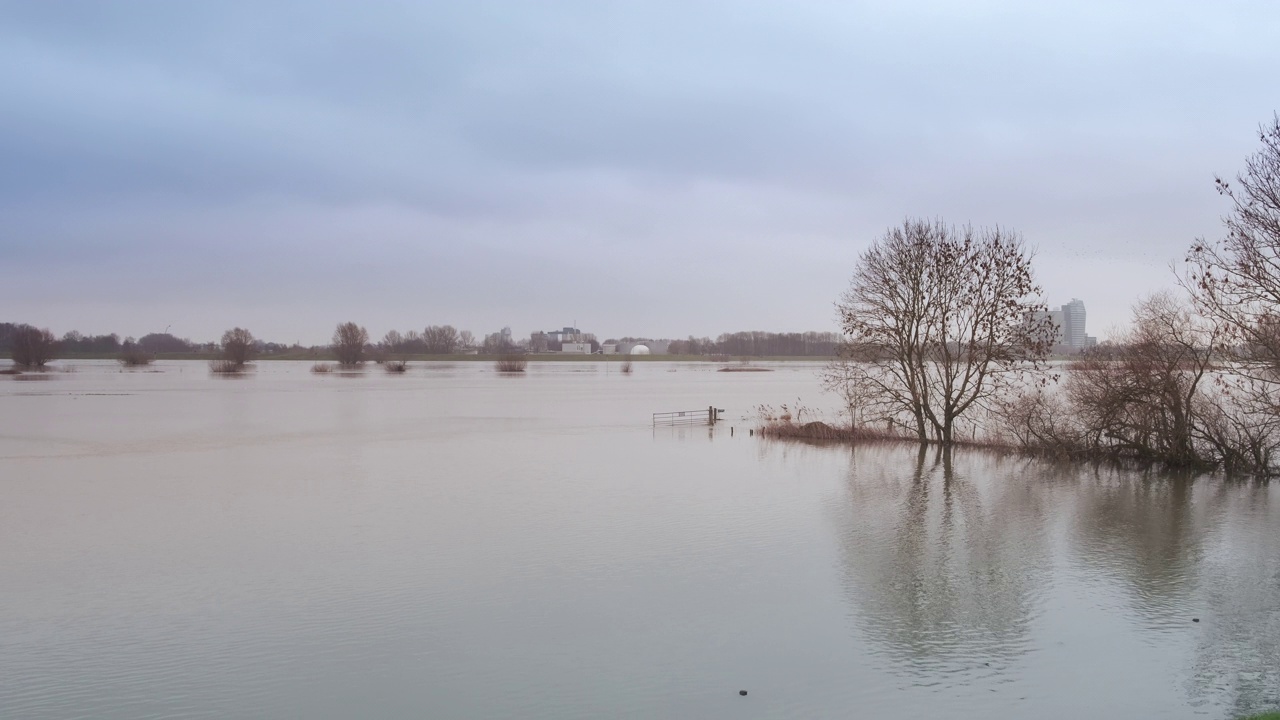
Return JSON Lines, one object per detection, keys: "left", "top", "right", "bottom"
{"left": 2, "top": 360, "right": 1277, "bottom": 719}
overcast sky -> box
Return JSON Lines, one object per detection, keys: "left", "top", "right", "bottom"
{"left": 2, "top": 1, "right": 1277, "bottom": 344}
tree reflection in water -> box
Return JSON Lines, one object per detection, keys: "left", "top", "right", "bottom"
{"left": 827, "top": 442, "right": 1279, "bottom": 714}
{"left": 830, "top": 445, "right": 1052, "bottom": 675}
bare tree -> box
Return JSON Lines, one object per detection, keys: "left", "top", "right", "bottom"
{"left": 828, "top": 219, "right": 1053, "bottom": 444}
{"left": 220, "top": 327, "right": 255, "bottom": 369}
{"left": 481, "top": 332, "right": 512, "bottom": 353}
{"left": 1183, "top": 113, "right": 1280, "bottom": 420}
{"left": 332, "top": 322, "right": 369, "bottom": 366}
{"left": 10, "top": 325, "right": 57, "bottom": 368}
{"left": 458, "top": 330, "right": 475, "bottom": 351}
{"left": 997, "top": 292, "right": 1277, "bottom": 473}
{"left": 423, "top": 325, "right": 460, "bottom": 354}
{"left": 529, "top": 332, "right": 550, "bottom": 353}
{"left": 1066, "top": 292, "right": 1217, "bottom": 467}
{"left": 382, "top": 330, "right": 404, "bottom": 353}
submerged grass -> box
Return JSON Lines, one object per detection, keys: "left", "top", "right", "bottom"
{"left": 756, "top": 417, "right": 1041, "bottom": 458}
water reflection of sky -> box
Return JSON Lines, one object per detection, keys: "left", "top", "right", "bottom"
{"left": 2, "top": 360, "right": 1276, "bottom": 719}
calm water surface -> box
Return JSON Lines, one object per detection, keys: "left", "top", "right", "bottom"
{"left": 2, "top": 360, "right": 1277, "bottom": 719}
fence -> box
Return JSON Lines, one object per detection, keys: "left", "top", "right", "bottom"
{"left": 652, "top": 406, "right": 724, "bottom": 427}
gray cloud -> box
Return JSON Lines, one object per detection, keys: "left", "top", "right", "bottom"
{"left": 1, "top": 0, "right": 1277, "bottom": 342}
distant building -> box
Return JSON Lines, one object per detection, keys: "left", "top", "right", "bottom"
{"left": 617, "top": 339, "right": 669, "bottom": 355}
{"left": 545, "top": 326, "right": 582, "bottom": 344}
{"left": 1032, "top": 299, "right": 1090, "bottom": 352}
{"left": 601, "top": 343, "right": 619, "bottom": 355}
{"left": 1061, "top": 299, "right": 1086, "bottom": 349}
{"left": 529, "top": 326, "right": 597, "bottom": 353}
{"left": 1049, "top": 310, "right": 1064, "bottom": 344}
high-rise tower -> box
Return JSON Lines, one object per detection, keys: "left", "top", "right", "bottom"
{"left": 1061, "top": 299, "right": 1086, "bottom": 348}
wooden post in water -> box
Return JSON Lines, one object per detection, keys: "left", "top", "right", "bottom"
{"left": 708, "top": 405, "right": 715, "bottom": 425}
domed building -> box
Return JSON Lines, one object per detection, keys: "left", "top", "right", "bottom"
{"left": 629, "top": 344, "right": 651, "bottom": 355}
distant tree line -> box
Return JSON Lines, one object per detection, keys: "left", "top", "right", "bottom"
{"left": 667, "top": 331, "right": 841, "bottom": 357}
{"left": 5, "top": 320, "right": 848, "bottom": 367}
{"left": 378, "top": 326, "right": 475, "bottom": 356}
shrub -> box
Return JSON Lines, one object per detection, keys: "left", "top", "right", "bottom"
{"left": 385, "top": 360, "right": 408, "bottom": 373}
{"left": 311, "top": 363, "right": 334, "bottom": 374}
{"left": 495, "top": 353, "right": 527, "bottom": 373}
{"left": 118, "top": 342, "right": 153, "bottom": 367}
{"left": 208, "top": 359, "right": 247, "bottom": 374}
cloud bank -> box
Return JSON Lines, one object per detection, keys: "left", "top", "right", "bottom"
{"left": 2, "top": 1, "right": 1277, "bottom": 342}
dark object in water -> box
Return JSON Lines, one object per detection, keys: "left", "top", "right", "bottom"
{"left": 1192, "top": 618, "right": 1200, "bottom": 622}
{"left": 799, "top": 421, "right": 838, "bottom": 438}
{"left": 739, "top": 690, "right": 747, "bottom": 696}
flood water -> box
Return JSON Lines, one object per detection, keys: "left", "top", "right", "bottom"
{"left": 2, "top": 360, "right": 1277, "bottom": 719}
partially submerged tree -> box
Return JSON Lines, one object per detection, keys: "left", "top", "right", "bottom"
{"left": 332, "top": 322, "right": 369, "bottom": 366}
{"left": 1184, "top": 113, "right": 1280, "bottom": 420}
{"left": 998, "top": 292, "right": 1278, "bottom": 473}
{"left": 1066, "top": 292, "right": 1217, "bottom": 467}
{"left": 220, "top": 327, "right": 255, "bottom": 369}
{"left": 118, "top": 338, "right": 152, "bottom": 367}
{"left": 827, "top": 219, "right": 1053, "bottom": 444}
{"left": 10, "top": 324, "right": 57, "bottom": 368}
